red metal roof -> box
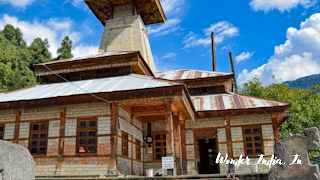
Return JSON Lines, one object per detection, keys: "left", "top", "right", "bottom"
{"left": 191, "top": 93, "right": 290, "bottom": 111}
{"left": 155, "top": 69, "right": 233, "bottom": 81}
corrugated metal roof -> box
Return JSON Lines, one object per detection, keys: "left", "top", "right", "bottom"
{"left": 155, "top": 69, "right": 233, "bottom": 80}
{"left": 191, "top": 93, "right": 290, "bottom": 111}
{"left": 37, "top": 51, "right": 138, "bottom": 65}
{"left": 0, "top": 74, "right": 181, "bottom": 103}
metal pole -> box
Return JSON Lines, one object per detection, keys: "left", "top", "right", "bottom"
{"left": 211, "top": 32, "right": 216, "bottom": 71}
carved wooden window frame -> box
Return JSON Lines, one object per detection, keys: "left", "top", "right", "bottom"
{"left": 121, "top": 131, "right": 129, "bottom": 157}
{"left": 136, "top": 139, "right": 141, "bottom": 160}
{"left": 153, "top": 132, "right": 166, "bottom": 160}
{"left": 243, "top": 126, "right": 264, "bottom": 156}
{"left": 76, "top": 118, "right": 98, "bottom": 154}
{"left": 0, "top": 124, "right": 4, "bottom": 140}
{"left": 29, "top": 122, "right": 48, "bottom": 155}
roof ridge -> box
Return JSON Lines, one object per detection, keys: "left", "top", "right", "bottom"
{"left": 156, "top": 69, "right": 232, "bottom": 74}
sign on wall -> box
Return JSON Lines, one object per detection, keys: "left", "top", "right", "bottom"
{"left": 162, "top": 156, "right": 174, "bottom": 170}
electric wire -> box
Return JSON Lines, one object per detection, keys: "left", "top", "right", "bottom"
{"left": 0, "top": 34, "right": 110, "bottom": 103}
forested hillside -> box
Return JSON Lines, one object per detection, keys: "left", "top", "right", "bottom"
{"left": 284, "top": 74, "right": 320, "bottom": 89}
{"left": 0, "top": 24, "right": 73, "bottom": 93}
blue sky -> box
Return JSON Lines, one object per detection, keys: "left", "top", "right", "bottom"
{"left": 1, "top": 0, "right": 320, "bottom": 85}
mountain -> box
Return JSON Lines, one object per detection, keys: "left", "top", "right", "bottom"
{"left": 284, "top": 74, "right": 320, "bottom": 89}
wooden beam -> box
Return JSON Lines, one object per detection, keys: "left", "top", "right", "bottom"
{"left": 131, "top": 115, "right": 134, "bottom": 175}
{"left": 272, "top": 116, "right": 280, "bottom": 141}
{"left": 14, "top": 109, "right": 21, "bottom": 144}
{"left": 110, "top": 104, "right": 120, "bottom": 174}
{"left": 180, "top": 119, "right": 187, "bottom": 174}
{"left": 229, "top": 52, "right": 238, "bottom": 93}
{"left": 56, "top": 107, "right": 66, "bottom": 174}
{"left": 174, "top": 114, "right": 182, "bottom": 175}
{"left": 165, "top": 103, "right": 174, "bottom": 156}
{"left": 225, "top": 116, "right": 233, "bottom": 158}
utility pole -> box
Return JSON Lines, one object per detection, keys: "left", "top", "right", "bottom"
{"left": 211, "top": 32, "right": 216, "bottom": 71}
{"left": 229, "top": 52, "right": 238, "bottom": 93}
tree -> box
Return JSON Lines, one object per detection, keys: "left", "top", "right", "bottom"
{"left": 57, "top": 36, "right": 73, "bottom": 60}
{"left": 0, "top": 25, "right": 36, "bottom": 93}
{"left": 28, "top": 38, "right": 52, "bottom": 64}
{"left": 2, "top": 24, "right": 26, "bottom": 48}
{"left": 240, "top": 77, "right": 320, "bottom": 159}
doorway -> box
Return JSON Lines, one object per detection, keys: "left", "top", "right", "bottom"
{"left": 198, "top": 139, "right": 220, "bottom": 174}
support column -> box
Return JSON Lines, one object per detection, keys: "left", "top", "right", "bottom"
{"left": 180, "top": 119, "right": 187, "bottom": 174}
{"left": 56, "top": 107, "right": 66, "bottom": 174}
{"left": 110, "top": 104, "right": 120, "bottom": 174}
{"left": 272, "top": 116, "right": 280, "bottom": 141}
{"left": 165, "top": 103, "right": 175, "bottom": 175}
{"left": 14, "top": 109, "right": 21, "bottom": 144}
{"left": 130, "top": 115, "right": 134, "bottom": 175}
{"left": 226, "top": 116, "right": 233, "bottom": 158}
{"left": 173, "top": 114, "right": 182, "bottom": 175}
{"left": 165, "top": 103, "right": 174, "bottom": 156}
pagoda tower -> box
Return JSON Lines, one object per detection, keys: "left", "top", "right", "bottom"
{"left": 85, "top": 0, "right": 166, "bottom": 72}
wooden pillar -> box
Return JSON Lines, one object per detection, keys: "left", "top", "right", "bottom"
{"left": 56, "top": 107, "right": 66, "bottom": 174}
{"left": 180, "top": 119, "right": 187, "bottom": 174}
{"left": 272, "top": 116, "right": 280, "bottom": 141}
{"left": 110, "top": 104, "right": 120, "bottom": 173}
{"left": 14, "top": 109, "right": 21, "bottom": 144}
{"left": 165, "top": 103, "right": 174, "bottom": 156}
{"left": 130, "top": 115, "right": 134, "bottom": 175}
{"left": 226, "top": 116, "right": 233, "bottom": 158}
{"left": 174, "top": 114, "right": 182, "bottom": 175}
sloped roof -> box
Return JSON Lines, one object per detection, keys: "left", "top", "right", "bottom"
{"left": 191, "top": 93, "right": 290, "bottom": 111}
{"left": 155, "top": 69, "right": 233, "bottom": 81}
{"left": 37, "top": 51, "right": 137, "bottom": 65}
{"left": 0, "top": 74, "right": 181, "bottom": 103}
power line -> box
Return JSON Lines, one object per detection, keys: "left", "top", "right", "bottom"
{"left": 0, "top": 34, "right": 110, "bottom": 103}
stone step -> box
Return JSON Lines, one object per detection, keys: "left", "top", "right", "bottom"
{"left": 36, "top": 175, "right": 239, "bottom": 180}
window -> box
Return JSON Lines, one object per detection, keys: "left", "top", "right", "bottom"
{"left": 136, "top": 139, "right": 141, "bottom": 160}
{"left": 29, "top": 122, "right": 48, "bottom": 155}
{"left": 77, "top": 118, "right": 97, "bottom": 154}
{"left": 0, "top": 124, "right": 4, "bottom": 140}
{"left": 122, "top": 132, "right": 129, "bottom": 156}
{"left": 243, "top": 126, "right": 263, "bottom": 156}
{"left": 153, "top": 133, "right": 166, "bottom": 160}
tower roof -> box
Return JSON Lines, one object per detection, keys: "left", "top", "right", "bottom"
{"left": 85, "top": 0, "right": 166, "bottom": 25}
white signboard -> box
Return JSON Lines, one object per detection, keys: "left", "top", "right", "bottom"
{"left": 162, "top": 157, "right": 174, "bottom": 169}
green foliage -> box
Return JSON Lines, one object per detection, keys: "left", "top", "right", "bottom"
{"left": 2, "top": 24, "right": 26, "bottom": 48}
{"left": 28, "top": 37, "right": 52, "bottom": 65}
{"left": 57, "top": 36, "right": 73, "bottom": 60}
{"left": 0, "top": 32, "right": 36, "bottom": 93}
{"left": 240, "top": 77, "right": 320, "bottom": 159}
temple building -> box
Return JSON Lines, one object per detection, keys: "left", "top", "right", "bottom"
{"left": 0, "top": 0, "right": 290, "bottom": 177}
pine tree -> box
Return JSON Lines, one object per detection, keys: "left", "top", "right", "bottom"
{"left": 28, "top": 37, "right": 52, "bottom": 64}
{"left": 57, "top": 36, "right": 73, "bottom": 60}
{"left": 0, "top": 25, "right": 36, "bottom": 93}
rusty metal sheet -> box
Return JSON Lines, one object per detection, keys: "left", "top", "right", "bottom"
{"left": 155, "top": 70, "right": 232, "bottom": 81}
{"left": 191, "top": 93, "right": 289, "bottom": 111}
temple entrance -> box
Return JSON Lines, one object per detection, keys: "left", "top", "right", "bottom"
{"left": 198, "top": 138, "right": 219, "bottom": 174}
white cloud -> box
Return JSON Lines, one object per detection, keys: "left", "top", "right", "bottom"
{"left": 236, "top": 51, "right": 255, "bottom": 62}
{"left": 73, "top": 45, "right": 98, "bottom": 58}
{"left": 249, "top": 0, "right": 317, "bottom": 12}
{"left": 160, "top": 53, "right": 177, "bottom": 60}
{"left": 63, "top": 0, "right": 87, "bottom": 9}
{"left": 160, "top": 0, "right": 185, "bottom": 16}
{"left": 0, "top": 0, "right": 35, "bottom": 8}
{"left": 147, "top": 18, "right": 181, "bottom": 36}
{"left": 238, "top": 13, "right": 320, "bottom": 85}
{"left": 0, "top": 14, "right": 82, "bottom": 58}
{"left": 183, "top": 21, "right": 239, "bottom": 48}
